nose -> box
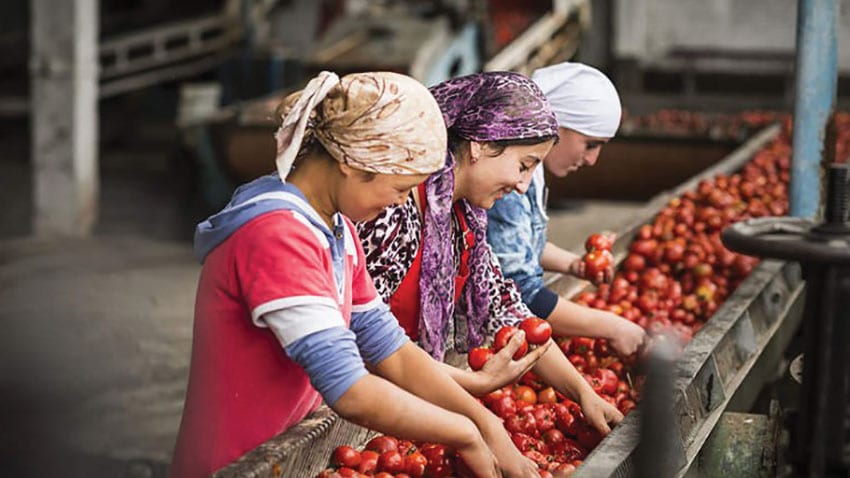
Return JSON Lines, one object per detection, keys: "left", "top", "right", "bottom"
{"left": 515, "top": 180, "right": 530, "bottom": 194}
{"left": 584, "top": 149, "right": 601, "bottom": 167}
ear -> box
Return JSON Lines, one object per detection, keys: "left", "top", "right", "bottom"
{"left": 338, "top": 162, "right": 356, "bottom": 178}
{"left": 469, "top": 141, "right": 484, "bottom": 164}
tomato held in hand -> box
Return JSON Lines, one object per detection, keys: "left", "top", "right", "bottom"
{"left": 583, "top": 250, "right": 612, "bottom": 279}
{"left": 467, "top": 346, "right": 493, "bottom": 371}
{"left": 493, "top": 325, "right": 528, "bottom": 360}
{"left": 585, "top": 233, "right": 613, "bottom": 252}
{"left": 519, "top": 317, "right": 552, "bottom": 345}
{"left": 332, "top": 445, "right": 362, "bottom": 468}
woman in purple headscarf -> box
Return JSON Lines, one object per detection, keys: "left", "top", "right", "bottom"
{"left": 358, "top": 72, "right": 623, "bottom": 439}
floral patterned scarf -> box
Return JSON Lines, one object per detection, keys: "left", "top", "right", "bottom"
{"left": 419, "top": 72, "right": 558, "bottom": 359}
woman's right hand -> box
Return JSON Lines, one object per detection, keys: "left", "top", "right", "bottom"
{"left": 477, "top": 331, "right": 551, "bottom": 394}
{"left": 456, "top": 432, "right": 502, "bottom": 478}
{"left": 478, "top": 416, "right": 540, "bottom": 478}
{"left": 606, "top": 313, "right": 647, "bottom": 356}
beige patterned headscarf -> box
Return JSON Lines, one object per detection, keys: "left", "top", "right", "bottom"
{"left": 274, "top": 71, "right": 447, "bottom": 181}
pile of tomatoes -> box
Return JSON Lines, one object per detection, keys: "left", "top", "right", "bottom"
{"left": 310, "top": 113, "right": 850, "bottom": 477}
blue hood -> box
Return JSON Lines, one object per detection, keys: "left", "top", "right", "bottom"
{"left": 193, "top": 174, "right": 323, "bottom": 263}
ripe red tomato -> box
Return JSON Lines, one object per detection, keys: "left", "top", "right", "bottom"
{"left": 365, "top": 436, "right": 398, "bottom": 454}
{"left": 489, "top": 395, "right": 518, "bottom": 418}
{"left": 337, "top": 468, "right": 359, "bottom": 478}
{"left": 542, "top": 428, "right": 566, "bottom": 446}
{"left": 377, "top": 450, "right": 405, "bottom": 474}
{"left": 585, "top": 233, "right": 613, "bottom": 252}
{"left": 576, "top": 424, "right": 602, "bottom": 449}
{"left": 619, "top": 398, "right": 637, "bottom": 414}
{"left": 514, "top": 385, "right": 537, "bottom": 404}
{"left": 316, "top": 469, "right": 343, "bottom": 478}
{"left": 404, "top": 452, "right": 427, "bottom": 477}
{"left": 538, "top": 387, "right": 557, "bottom": 404}
{"left": 593, "top": 368, "right": 619, "bottom": 395}
{"left": 520, "top": 370, "right": 545, "bottom": 389}
{"left": 583, "top": 250, "right": 611, "bottom": 279}
{"left": 374, "top": 473, "right": 394, "bottom": 478}
{"left": 493, "top": 325, "right": 528, "bottom": 360}
{"left": 552, "top": 462, "right": 577, "bottom": 476}
{"left": 332, "top": 445, "right": 362, "bottom": 468}
{"left": 467, "top": 346, "right": 493, "bottom": 371}
{"left": 519, "top": 317, "right": 552, "bottom": 345}
{"left": 523, "top": 449, "right": 549, "bottom": 469}
{"left": 570, "top": 337, "right": 595, "bottom": 355}
{"left": 532, "top": 405, "right": 556, "bottom": 433}
{"left": 505, "top": 414, "right": 535, "bottom": 438}
{"left": 358, "top": 450, "right": 379, "bottom": 475}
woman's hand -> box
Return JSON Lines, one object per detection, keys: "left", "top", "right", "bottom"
{"left": 478, "top": 416, "right": 541, "bottom": 478}
{"left": 476, "top": 331, "right": 551, "bottom": 394}
{"left": 568, "top": 256, "right": 615, "bottom": 285}
{"left": 605, "top": 313, "right": 647, "bottom": 356}
{"left": 578, "top": 387, "right": 624, "bottom": 435}
{"left": 455, "top": 430, "right": 503, "bottom": 478}
{"left": 570, "top": 232, "right": 617, "bottom": 284}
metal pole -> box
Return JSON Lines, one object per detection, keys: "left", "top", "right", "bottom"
{"left": 790, "top": 0, "right": 838, "bottom": 218}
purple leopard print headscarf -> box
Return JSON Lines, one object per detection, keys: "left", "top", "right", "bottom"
{"left": 418, "top": 72, "right": 558, "bottom": 360}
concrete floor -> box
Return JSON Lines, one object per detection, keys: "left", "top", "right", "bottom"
{"left": 0, "top": 124, "right": 643, "bottom": 475}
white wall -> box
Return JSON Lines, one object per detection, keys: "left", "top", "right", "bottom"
{"left": 614, "top": 0, "right": 850, "bottom": 71}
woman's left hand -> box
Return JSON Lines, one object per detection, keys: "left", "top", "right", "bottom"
{"left": 578, "top": 388, "right": 624, "bottom": 435}
{"left": 476, "top": 332, "right": 551, "bottom": 394}
{"left": 568, "top": 255, "right": 615, "bottom": 285}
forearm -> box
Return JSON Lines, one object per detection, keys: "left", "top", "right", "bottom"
{"left": 531, "top": 343, "right": 596, "bottom": 402}
{"left": 437, "top": 361, "right": 489, "bottom": 397}
{"left": 333, "top": 373, "right": 480, "bottom": 449}
{"left": 547, "top": 297, "right": 621, "bottom": 340}
{"left": 375, "top": 343, "right": 500, "bottom": 431}
{"left": 541, "top": 242, "right": 580, "bottom": 274}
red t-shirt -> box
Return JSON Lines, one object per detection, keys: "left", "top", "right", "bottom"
{"left": 170, "top": 210, "right": 378, "bottom": 477}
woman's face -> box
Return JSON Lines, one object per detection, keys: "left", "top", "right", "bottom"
{"left": 336, "top": 168, "right": 429, "bottom": 222}
{"left": 465, "top": 139, "right": 555, "bottom": 209}
{"left": 545, "top": 128, "right": 609, "bottom": 177}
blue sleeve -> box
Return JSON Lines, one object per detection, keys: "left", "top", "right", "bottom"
{"left": 529, "top": 286, "right": 558, "bottom": 318}
{"left": 350, "top": 301, "right": 410, "bottom": 366}
{"left": 486, "top": 191, "right": 548, "bottom": 310}
{"left": 285, "top": 327, "right": 369, "bottom": 406}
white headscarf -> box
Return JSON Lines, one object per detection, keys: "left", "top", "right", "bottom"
{"left": 531, "top": 62, "right": 622, "bottom": 138}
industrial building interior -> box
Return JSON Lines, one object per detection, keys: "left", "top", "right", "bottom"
{"left": 1, "top": 1, "right": 849, "bottom": 477}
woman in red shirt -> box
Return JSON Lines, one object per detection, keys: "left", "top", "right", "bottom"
{"left": 171, "top": 71, "right": 538, "bottom": 478}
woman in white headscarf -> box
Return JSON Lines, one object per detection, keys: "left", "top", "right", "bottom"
{"left": 487, "top": 62, "right": 647, "bottom": 358}
{"left": 172, "top": 71, "right": 526, "bottom": 478}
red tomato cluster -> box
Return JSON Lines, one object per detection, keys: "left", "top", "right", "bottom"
{"left": 468, "top": 317, "right": 553, "bottom": 369}
{"left": 625, "top": 109, "right": 850, "bottom": 163}
{"left": 312, "top": 110, "right": 849, "bottom": 478}
{"left": 582, "top": 233, "right": 614, "bottom": 279}
{"left": 317, "top": 437, "right": 459, "bottom": 478}
{"left": 575, "top": 133, "right": 791, "bottom": 351}
{"left": 623, "top": 109, "right": 786, "bottom": 140}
